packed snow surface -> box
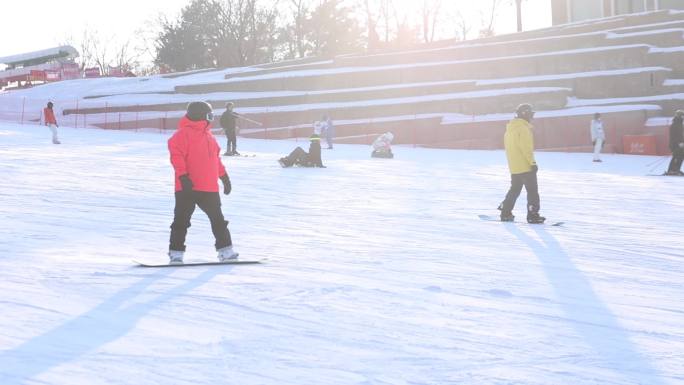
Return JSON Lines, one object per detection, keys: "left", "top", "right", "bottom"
{"left": 0, "top": 122, "right": 682, "bottom": 385}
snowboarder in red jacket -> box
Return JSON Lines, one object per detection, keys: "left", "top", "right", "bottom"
{"left": 167, "top": 102, "right": 238, "bottom": 264}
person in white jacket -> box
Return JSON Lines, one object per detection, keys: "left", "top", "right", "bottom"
{"left": 371, "top": 132, "right": 394, "bottom": 158}
{"left": 590, "top": 113, "right": 606, "bottom": 162}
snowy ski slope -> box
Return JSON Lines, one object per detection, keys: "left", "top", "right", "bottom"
{"left": 0, "top": 122, "right": 682, "bottom": 385}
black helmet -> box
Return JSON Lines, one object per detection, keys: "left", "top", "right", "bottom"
{"left": 515, "top": 103, "right": 534, "bottom": 120}
{"left": 47, "top": 101, "right": 53, "bottom": 108}
{"left": 186, "top": 101, "right": 213, "bottom": 122}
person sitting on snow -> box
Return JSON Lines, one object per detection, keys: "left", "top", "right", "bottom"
{"left": 371, "top": 132, "right": 394, "bottom": 158}
{"left": 278, "top": 134, "right": 326, "bottom": 168}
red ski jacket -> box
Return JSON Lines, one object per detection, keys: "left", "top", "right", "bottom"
{"left": 44, "top": 108, "right": 57, "bottom": 125}
{"left": 168, "top": 116, "right": 228, "bottom": 192}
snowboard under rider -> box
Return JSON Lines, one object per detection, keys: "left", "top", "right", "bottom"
{"left": 498, "top": 103, "right": 546, "bottom": 224}
{"left": 167, "top": 101, "right": 238, "bottom": 264}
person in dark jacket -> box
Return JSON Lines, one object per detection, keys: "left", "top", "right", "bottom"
{"left": 666, "top": 110, "right": 684, "bottom": 175}
{"left": 220, "top": 102, "right": 239, "bottom": 156}
{"left": 278, "top": 134, "right": 326, "bottom": 168}
{"left": 167, "top": 101, "right": 238, "bottom": 264}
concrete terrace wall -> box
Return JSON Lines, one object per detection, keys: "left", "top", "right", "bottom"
{"left": 60, "top": 10, "right": 684, "bottom": 155}
{"left": 174, "top": 44, "right": 653, "bottom": 94}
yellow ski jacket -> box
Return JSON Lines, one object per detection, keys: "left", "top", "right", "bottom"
{"left": 504, "top": 118, "right": 537, "bottom": 174}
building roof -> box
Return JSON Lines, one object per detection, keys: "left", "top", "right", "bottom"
{"left": 0, "top": 45, "right": 79, "bottom": 65}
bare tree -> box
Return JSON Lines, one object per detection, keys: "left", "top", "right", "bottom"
{"left": 420, "top": 0, "right": 442, "bottom": 43}
{"left": 363, "top": 0, "right": 381, "bottom": 50}
{"left": 479, "top": 0, "right": 504, "bottom": 38}
{"left": 454, "top": 10, "right": 472, "bottom": 41}
{"left": 111, "top": 39, "right": 144, "bottom": 74}
{"left": 378, "top": 0, "right": 394, "bottom": 42}
{"left": 288, "top": 0, "right": 310, "bottom": 58}
{"left": 513, "top": 0, "right": 526, "bottom": 32}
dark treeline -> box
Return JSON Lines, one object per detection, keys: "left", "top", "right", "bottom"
{"left": 154, "top": 0, "right": 365, "bottom": 71}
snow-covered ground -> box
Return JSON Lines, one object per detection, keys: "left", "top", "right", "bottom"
{"left": 0, "top": 122, "right": 682, "bottom": 385}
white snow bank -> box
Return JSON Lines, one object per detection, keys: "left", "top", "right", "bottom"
{"left": 0, "top": 122, "right": 681, "bottom": 385}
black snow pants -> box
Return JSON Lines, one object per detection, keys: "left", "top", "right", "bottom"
{"left": 281, "top": 147, "right": 309, "bottom": 167}
{"left": 667, "top": 148, "right": 683, "bottom": 173}
{"left": 500, "top": 170, "right": 540, "bottom": 216}
{"left": 169, "top": 191, "right": 232, "bottom": 251}
{"left": 224, "top": 128, "right": 237, "bottom": 154}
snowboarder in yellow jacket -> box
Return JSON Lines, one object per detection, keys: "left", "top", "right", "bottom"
{"left": 498, "top": 104, "right": 546, "bottom": 224}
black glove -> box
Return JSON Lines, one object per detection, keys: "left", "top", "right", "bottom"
{"left": 220, "top": 175, "right": 231, "bottom": 195}
{"left": 179, "top": 174, "right": 193, "bottom": 192}
{"left": 530, "top": 164, "right": 538, "bottom": 173}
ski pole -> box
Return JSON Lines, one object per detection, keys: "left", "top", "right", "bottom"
{"left": 645, "top": 155, "right": 669, "bottom": 167}
{"left": 647, "top": 156, "right": 669, "bottom": 173}
{"left": 236, "top": 114, "right": 263, "bottom": 126}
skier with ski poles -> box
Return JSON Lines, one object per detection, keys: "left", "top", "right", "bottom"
{"left": 220, "top": 102, "right": 263, "bottom": 156}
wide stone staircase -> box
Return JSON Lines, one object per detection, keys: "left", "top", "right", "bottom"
{"left": 62, "top": 9, "right": 684, "bottom": 154}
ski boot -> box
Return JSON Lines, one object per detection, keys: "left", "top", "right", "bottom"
{"left": 168, "top": 250, "right": 184, "bottom": 264}
{"left": 217, "top": 246, "right": 239, "bottom": 262}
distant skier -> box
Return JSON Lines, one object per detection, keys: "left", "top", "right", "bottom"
{"left": 498, "top": 103, "right": 545, "bottom": 224}
{"left": 43, "top": 101, "right": 60, "bottom": 144}
{"left": 167, "top": 101, "right": 238, "bottom": 264}
{"left": 220, "top": 102, "right": 240, "bottom": 156}
{"left": 666, "top": 109, "right": 684, "bottom": 175}
{"left": 322, "top": 114, "right": 335, "bottom": 149}
{"left": 278, "top": 134, "right": 326, "bottom": 168}
{"left": 590, "top": 112, "right": 605, "bottom": 162}
{"left": 371, "top": 132, "right": 394, "bottom": 158}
